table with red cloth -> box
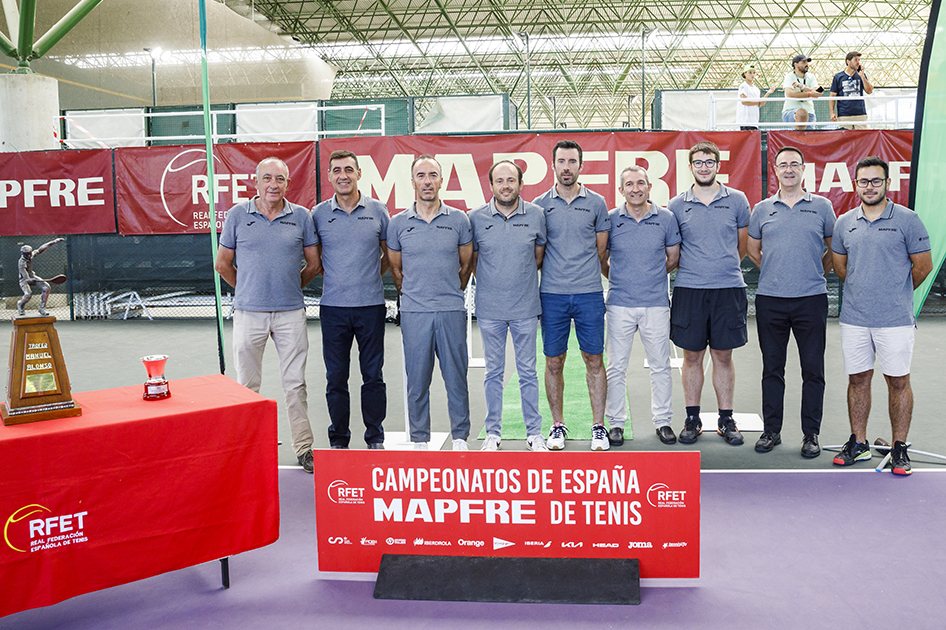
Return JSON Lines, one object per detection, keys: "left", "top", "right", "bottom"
{"left": 0, "top": 374, "right": 279, "bottom": 618}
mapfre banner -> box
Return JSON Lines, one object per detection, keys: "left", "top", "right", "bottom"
{"left": 114, "top": 142, "right": 317, "bottom": 234}
{"left": 314, "top": 450, "right": 700, "bottom": 579}
{"left": 766, "top": 130, "right": 913, "bottom": 215}
{"left": 319, "top": 131, "right": 763, "bottom": 213}
{"left": 0, "top": 149, "right": 116, "bottom": 236}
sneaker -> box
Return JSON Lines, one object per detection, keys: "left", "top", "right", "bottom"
{"left": 608, "top": 426, "right": 625, "bottom": 446}
{"left": 414, "top": 442, "right": 429, "bottom": 450}
{"left": 832, "top": 434, "right": 871, "bottom": 466}
{"left": 890, "top": 441, "right": 912, "bottom": 476}
{"left": 297, "top": 451, "right": 314, "bottom": 474}
{"left": 527, "top": 434, "right": 549, "bottom": 452}
{"left": 718, "top": 416, "right": 744, "bottom": 446}
{"left": 800, "top": 434, "right": 821, "bottom": 459}
{"left": 548, "top": 424, "right": 568, "bottom": 450}
{"left": 754, "top": 431, "right": 781, "bottom": 453}
{"left": 481, "top": 434, "right": 501, "bottom": 451}
{"left": 452, "top": 439, "right": 469, "bottom": 451}
{"left": 591, "top": 424, "right": 610, "bottom": 451}
{"left": 656, "top": 426, "right": 676, "bottom": 445}
{"left": 678, "top": 416, "right": 702, "bottom": 444}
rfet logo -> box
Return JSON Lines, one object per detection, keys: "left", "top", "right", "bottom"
{"left": 327, "top": 480, "right": 365, "bottom": 505}
{"left": 160, "top": 149, "right": 247, "bottom": 231}
{"left": 647, "top": 483, "right": 688, "bottom": 508}
{"left": 4, "top": 504, "right": 89, "bottom": 553}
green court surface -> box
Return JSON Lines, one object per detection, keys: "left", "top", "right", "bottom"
{"left": 476, "top": 331, "right": 633, "bottom": 442}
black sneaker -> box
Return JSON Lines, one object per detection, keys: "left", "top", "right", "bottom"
{"left": 656, "top": 426, "right": 677, "bottom": 445}
{"left": 832, "top": 434, "right": 871, "bottom": 466}
{"left": 717, "top": 416, "right": 744, "bottom": 445}
{"left": 608, "top": 426, "right": 625, "bottom": 446}
{"left": 890, "top": 441, "right": 912, "bottom": 476}
{"left": 801, "top": 434, "right": 821, "bottom": 458}
{"left": 678, "top": 416, "right": 702, "bottom": 444}
{"left": 297, "top": 450, "right": 314, "bottom": 474}
{"left": 754, "top": 431, "right": 781, "bottom": 453}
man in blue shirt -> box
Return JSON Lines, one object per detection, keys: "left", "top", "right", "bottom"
{"left": 312, "top": 150, "right": 390, "bottom": 450}
{"left": 831, "top": 156, "right": 933, "bottom": 475}
{"left": 829, "top": 52, "right": 874, "bottom": 130}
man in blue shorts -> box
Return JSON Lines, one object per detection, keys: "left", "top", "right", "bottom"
{"left": 533, "top": 140, "right": 611, "bottom": 451}
{"left": 668, "top": 141, "right": 750, "bottom": 446}
{"left": 470, "top": 160, "right": 548, "bottom": 452}
{"left": 312, "top": 150, "right": 389, "bottom": 450}
{"left": 215, "top": 157, "right": 321, "bottom": 473}
{"left": 747, "top": 146, "right": 836, "bottom": 458}
{"left": 831, "top": 156, "right": 932, "bottom": 475}
{"left": 782, "top": 54, "right": 824, "bottom": 130}
{"left": 387, "top": 154, "right": 474, "bottom": 451}
{"left": 602, "top": 166, "right": 680, "bottom": 446}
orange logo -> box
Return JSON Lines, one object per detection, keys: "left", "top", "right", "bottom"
{"left": 4, "top": 504, "right": 50, "bottom": 553}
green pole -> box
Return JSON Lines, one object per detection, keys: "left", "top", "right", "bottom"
{"left": 32, "top": 0, "right": 105, "bottom": 59}
{"left": 198, "top": 0, "right": 227, "bottom": 374}
{"left": 0, "top": 31, "right": 16, "bottom": 59}
{"left": 16, "top": 0, "right": 35, "bottom": 68}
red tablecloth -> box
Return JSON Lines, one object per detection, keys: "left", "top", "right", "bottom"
{"left": 0, "top": 374, "right": 279, "bottom": 617}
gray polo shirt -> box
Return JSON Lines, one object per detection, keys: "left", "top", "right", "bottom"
{"left": 749, "top": 191, "right": 836, "bottom": 298}
{"left": 387, "top": 202, "right": 473, "bottom": 313}
{"left": 312, "top": 193, "right": 390, "bottom": 307}
{"left": 469, "top": 198, "right": 547, "bottom": 321}
{"left": 219, "top": 197, "right": 317, "bottom": 312}
{"left": 831, "top": 201, "right": 931, "bottom": 327}
{"left": 532, "top": 184, "right": 610, "bottom": 295}
{"left": 606, "top": 203, "right": 681, "bottom": 308}
{"left": 668, "top": 184, "right": 751, "bottom": 289}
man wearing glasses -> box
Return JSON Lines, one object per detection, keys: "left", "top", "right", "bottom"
{"left": 747, "top": 147, "right": 836, "bottom": 457}
{"left": 668, "top": 141, "right": 751, "bottom": 446}
{"left": 831, "top": 156, "right": 932, "bottom": 475}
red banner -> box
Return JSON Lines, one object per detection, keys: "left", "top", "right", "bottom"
{"left": 319, "top": 131, "right": 763, "bottom": 214}
{"left": 766, "top": 130, "right": 913, "bottom": 215}
{"left": 314, "top": 450, "right": 700, "bottom": 579}
{"left": 0, "top": 149, "right": 116, "bottom": 236}
{"left": 114, "top": 142, "right": 317, "bottom": 234}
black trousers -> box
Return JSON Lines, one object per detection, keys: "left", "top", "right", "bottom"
{"left": 755, "top": 294, "right": 827, "bottom": 435}
{"left": 321, "top": 304, "right": 387, "bottom": 447}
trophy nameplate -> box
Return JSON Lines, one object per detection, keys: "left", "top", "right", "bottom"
{"left": 1, "top": 317, "right": 81, "bottom": 426}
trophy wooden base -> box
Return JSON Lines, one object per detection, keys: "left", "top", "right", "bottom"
{"left": 3, "top": 316, "right": 81, "bottom": 426}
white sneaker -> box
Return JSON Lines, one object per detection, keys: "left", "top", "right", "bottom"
{"left": 452, "top": 439, "right": 469, "bottom": 451}
{"left": 481, "top": 435, "right": 501, "bottom": 451}
{"left": 414, "top": 442, "right": 429, "bottom": 450}
{"left": 548, "top": 424, "right": 567, "bottom": 450}
{"left": 527, "top": 434, "right": 548, "bottom": 452}
{"left": 591, "top": 424, "right": 610, "bottom": 451}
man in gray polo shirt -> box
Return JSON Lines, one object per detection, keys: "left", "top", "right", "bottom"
{"left": 748, "top": 146, "right": 836, "bottom": 458}
{"left": 312, "top": 149, "right": 390, "bottom": 450}
{"left": 533, "top": 140, "right": 611, "bottom": 451}
{"left": 668, "top": 141, "right": 751, "bottom": 447}
{"left": 388, "top": 154, "right": 474, "bottom": 450}
{"left": 215, "top": 156, "right": 321, "bottom": 473}
{"left": 831, "top": 156, "right": 932, "bottom": 475}
{"left": 470, "top": 160, "right": 548, "bottom": 452}
{"left": 603, "top": 166, "right": 681, "bottom": 446}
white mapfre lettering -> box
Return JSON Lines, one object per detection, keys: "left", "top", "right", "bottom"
{"left": 0, "top": 178, "right": 105, "bottom": 208}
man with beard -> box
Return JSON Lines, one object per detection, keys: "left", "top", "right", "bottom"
{"left": 831, "top": 156, "right": 932, "bottom": 475}
{"left": 469, "top": 160, "right": 548, "bottom": 451}
{"left": 747, "top": 146, "right": 836, "bottom": 458}
{"left": 533, "top": 140, "right": 611, "bottom": 451}
{"left": 782, "top": 54, "right": 824, "bottom": 130}
{"left": 668, "top": 141, "right": 751, "bottom": 447}
{"left": 387, "top": 154, "right": 474, "bottom": 451}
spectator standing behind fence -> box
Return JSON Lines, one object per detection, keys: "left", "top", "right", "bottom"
{"left": 311, "top": 150, "right": 390, "bottom": 450}
{"left": 830, "top": 52, "right": 874, "bottom": 130}
{"left": 782, "top": 54, "right": 824, "bottom": 130}
{"left": 215, "top": 157, "right": 321, "bottom": 474}
{"left": 736, "top": 65, "right": 777, "bottom": 131}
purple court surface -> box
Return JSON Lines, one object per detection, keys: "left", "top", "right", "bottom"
{"left": 2, "top": 466, "right": 944, "bottom": 629}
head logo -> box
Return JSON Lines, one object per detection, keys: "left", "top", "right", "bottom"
{"left": 4, "top": 504, "right": 50, "bottom": 552}
{"left": 327, "top": 480, "right": 365, "bottom": 504}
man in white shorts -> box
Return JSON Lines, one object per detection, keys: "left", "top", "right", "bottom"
{"left": 830, "top": 156, "right": 933, "bottom": 475}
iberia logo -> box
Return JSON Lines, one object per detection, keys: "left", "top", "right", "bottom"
{"left": 4, "top": 504, "right": 89, "bottom": 553}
